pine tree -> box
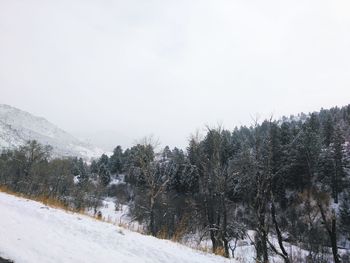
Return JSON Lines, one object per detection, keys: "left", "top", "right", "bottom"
{"left": 322, "top": 112, "right": 334, "bottom": 147}
{"left": 109, "top": 146, "right": 124, "bottom": 174}
{"left": 97, "top": 154, "right": 111, "bottom": 186}
{"left": 99, "top": 163, "right": 111, "bottom": 186}
{"left": 330, "top": 124, "right": 346, "bottom": 203}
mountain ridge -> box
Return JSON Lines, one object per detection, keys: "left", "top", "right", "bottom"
{"left": 0, "top": 104, "right": 104, "bottom": 160}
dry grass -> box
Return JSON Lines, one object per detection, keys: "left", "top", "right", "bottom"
{"left": 156, "top": 226, "right": 171, "bottom": 239}
{"left": 213, "top": 247, "right": 226, "bottom": 257}
{"left": 0, "top": 185, "right": 147, "bottom": 233}
{"left": 171, "top": 215, "right": 189, "bottom": 242}
{"left": 0, "top": 186, "right": 229, "bottom": 259}
{"left": 192, "top": 244, "right": 211, "bottom": 254}
{"left": 0, "top": 186, "right": 72, "bottom": 212}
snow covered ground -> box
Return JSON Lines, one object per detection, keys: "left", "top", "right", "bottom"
{"left": 83, "top": 195, "right": 304, "bottom": 263}
{"left": 86, "top": 197, "right": 143, "bottom": 232}
{"left": 85, "top": 196, "right": 299, "bottom": 263}
{"left": 2, "top": 191, "right": 336, "bottom": 263}
{"left": 0, "top": 192, "right": 232, "bottom": 263}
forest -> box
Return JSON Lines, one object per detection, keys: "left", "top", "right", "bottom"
{"left": 1, "top": 104, "right": 350, "bottom": 263}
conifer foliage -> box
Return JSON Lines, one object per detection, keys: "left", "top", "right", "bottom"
{"left": 1, "top": 104, "right": 350, "bottom": 261}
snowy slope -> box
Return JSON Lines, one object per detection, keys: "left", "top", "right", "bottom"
{"left": 0, "top": 192, "right": 231, "bottom": 263}
{"left": 0, "top": 104, "right": 104, "bottom": 160}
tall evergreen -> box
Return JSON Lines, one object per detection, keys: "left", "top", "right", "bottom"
{"left": 109, "top": 145, "right": 124, "bottom": 174}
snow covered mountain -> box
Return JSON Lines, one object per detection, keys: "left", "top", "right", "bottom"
{"left": 0, "top": 192, "right": 230, "bottom": 263}
{"left": 0, "top": 104, "right": 104, "bottom": 160}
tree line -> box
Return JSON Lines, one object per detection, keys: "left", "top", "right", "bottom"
{"left": 1, "top": 105, "right": 350, "bottom": 262}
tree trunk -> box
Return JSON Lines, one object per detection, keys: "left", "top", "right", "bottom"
{"left": 318, "top": 204, "right": 340, "bottom": 263}
{"left": 262, "top": 229, "right": 269, "bottom": 263}
{"left": 330, "top": 214, "right": 340, "bottom": 263}
{"left": 150, "top": 196, "right": 156, "bottom": 236}
{"left": 222, "top": 195, "right": 229, "bottom": 258}
{"left": 210, "top": 228, "right": 217, "bottom": 253}
{"left": 257, "top": 208, "right": 269, "bottom": 263}
{"left": 333, "top": 164, "right": 339, "bottom": 204}
{"left": 205, "top": 193, "right": 218, "bottom": 254}
{"left": 256, "top": 219, "right": 269, "bottom": 262}
{"left": 271, "top": 199, "right": 290, "bottom": 263}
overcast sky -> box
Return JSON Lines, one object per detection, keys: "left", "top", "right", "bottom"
{"left": 1, "top": 0, "right": 350, "bottom": 150}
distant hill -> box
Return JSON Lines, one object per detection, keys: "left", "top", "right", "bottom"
{"left": 0, "top": 104, "right": 104, "bottom": 160}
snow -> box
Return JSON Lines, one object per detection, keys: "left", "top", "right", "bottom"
{"left": 0, "top": 104, "right": 104, "bottom": 160}
{"left": 109, "top": 176, "right": 124, "bottom": 186}
{"left": 86, "top": 197, "right": 142, "bottom": 232}
{"left": 0, "top": 192, "right": 232, "bottom": 263}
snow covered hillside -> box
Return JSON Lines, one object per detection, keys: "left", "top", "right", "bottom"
{"left": 0, "top": 104, "right": 104, "bottom": 160}
{"left": 0, "top": 192, "right": 231, "bottom": 263}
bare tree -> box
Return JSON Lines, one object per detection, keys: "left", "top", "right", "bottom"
{"left": 317, "top": 198, "right": 341, "bottom": 263}
{"left": 194, "top": 126, "right": 233, "bottom": 257}
{"left": 136, "top": 137, "right": 171, "bottom": 236}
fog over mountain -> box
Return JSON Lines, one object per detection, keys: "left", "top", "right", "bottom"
{"left": 0, "top": 104, "right": 104, "bottom": 159}
{"left": 1, "top": 0, "right": 350, "bottom": 149}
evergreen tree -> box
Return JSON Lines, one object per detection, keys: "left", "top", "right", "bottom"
{"left": 109, "top": 145, "right": 124, "bottom": 174}
{"left": 90, "top": 160, "right": 98, "bottom": 174}
{"left": 97, "top": 154, "right": 111, "bottom": 186}
{"left": 162, "top": 146, "right": 172, "bottom": 161}
{"left": 322, "top": 112, "right": 334, "bottom": 147}
{"left": 330, "top": 124, "right": 346, "bottom": 203}
{"left": 98, "top": 163, "right": 111, "bottom": 186}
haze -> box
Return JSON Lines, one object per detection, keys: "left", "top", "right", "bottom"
{"left": 1, "top": 0, "right": 350, "bottom": 150}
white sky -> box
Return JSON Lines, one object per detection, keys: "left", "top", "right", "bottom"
{"left": 1, "top": 0, "right": 350, "bottom": 150}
